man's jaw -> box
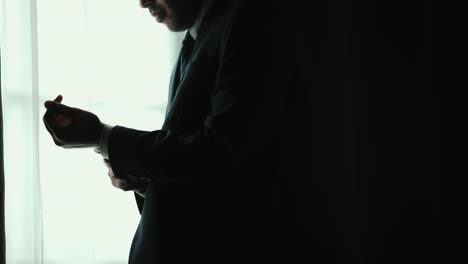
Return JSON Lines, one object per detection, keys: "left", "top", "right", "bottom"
{"left": 148, "top": 4, "right": 167, "bottom": 23}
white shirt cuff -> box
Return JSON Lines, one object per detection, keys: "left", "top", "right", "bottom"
{"left": 99, "top": 123, "right": 114, "bottom": 159}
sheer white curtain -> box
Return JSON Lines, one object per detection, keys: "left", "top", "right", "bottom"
{"left": 1, "top": 0, "right": 181, "bottom": 263}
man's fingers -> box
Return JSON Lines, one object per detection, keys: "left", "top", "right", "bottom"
{"left": 107, "top": 166, "right": 150, "bottom": 192}
{"left": 43, "top": 113, "right": 60, "bottom": 137}
{"left": 43, "top": 116, "right": 56, "bottom": 137}
{"left": 44, "top": 101, "right": 73, "bottom": 116}
{"left": 43, "top": 111, "right": 67, "bottom": 136}
{"left": 43, "top": 95, "right": 63, "bottom": 109}
{"left": 43, "top": 101, "right": 74, "bottom": 138}
{"left": 54, "top": 114, "right": 72, "bottom": 127}
{"left": 42, "top": 95, "right": 70, "bottom": 145}
{"left": 54, "top": 95, "right": 63, "bottom": 103}
{"left": 104, "top": 160, "right": 150, "bottom": 192}
{"left": 43, "top": 115, "right": 65, "bottom": 146}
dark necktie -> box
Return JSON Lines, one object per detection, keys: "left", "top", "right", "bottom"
{"left": 179, "top": 32, "right": 195, "bottom": 80}
{"left": 166, "top": 32, "right": 195, "bottom": 114}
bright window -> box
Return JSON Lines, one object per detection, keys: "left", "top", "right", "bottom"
{"left": 2, "top": 0, "right": 182, "bottom": 262}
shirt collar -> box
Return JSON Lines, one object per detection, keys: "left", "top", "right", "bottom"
{"left": 189, "top": 0, "right": 213, "bottom": 40}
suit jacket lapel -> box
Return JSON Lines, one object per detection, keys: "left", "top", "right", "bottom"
{"left": 166, "top": 56, "right": 181, "bottom": 117}
{"left": 165, "top": 1, "right": 230, "bottom": 118}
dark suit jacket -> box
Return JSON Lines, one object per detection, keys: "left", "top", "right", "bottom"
{"left": 108, "top": 1, "right": 306, "bottom": 263}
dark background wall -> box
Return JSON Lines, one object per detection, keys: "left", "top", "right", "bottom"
{"left": 283, "top": 0, "right": 466, "bottom": 262}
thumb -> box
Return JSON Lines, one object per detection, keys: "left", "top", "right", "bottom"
{"left": 54, "top": 95, "right": 63, "bottom": 103}
{"left": 44, "top": 95, "right": 63, "bottom": 108}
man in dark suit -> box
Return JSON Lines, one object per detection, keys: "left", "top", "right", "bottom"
{"left": 44, "top": 0, "right": 307, "bottom": 263}
{"left": 44, "top": 0, "right": 462, "bottom": 263}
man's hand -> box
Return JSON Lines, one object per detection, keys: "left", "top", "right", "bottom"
{"left": 43, "top": 95, "right": 103, "bottom": 148}
{"left": 102, "top": 158, "right": 150, "bottom": 193}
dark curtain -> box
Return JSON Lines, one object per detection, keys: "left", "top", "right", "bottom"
{"left": 1, "top": 50, "right": 6, "bottom": 264}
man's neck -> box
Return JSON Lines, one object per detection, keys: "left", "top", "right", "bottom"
{"left": 189, "top": 0, "right": 213, "bottom": 40}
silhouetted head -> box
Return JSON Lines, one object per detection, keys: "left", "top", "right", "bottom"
{"left": 140, "top": 0, "right": 206, "bottom": 32}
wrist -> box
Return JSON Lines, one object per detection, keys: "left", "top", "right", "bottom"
{"left": 95, "top": 122, "right": 104, "bottom": 147}
{"left": 98, "top": 123, "right": 114, "bottom": 158}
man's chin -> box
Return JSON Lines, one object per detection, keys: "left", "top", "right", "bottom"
{"left": 165, "top": 24, "right": 188, "bottom": 32}
{"left": 160, "top": 18, "right": 191, "bottom": 32}
{"left": 165, "top": 25, "right": 185, "bottom": 32}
